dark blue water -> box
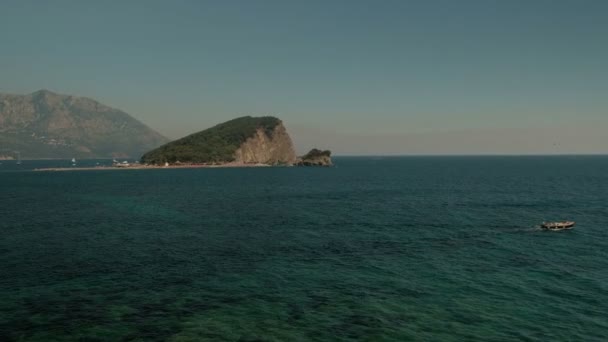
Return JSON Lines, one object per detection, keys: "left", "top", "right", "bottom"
{"left": 1, "top": 156, "right": 608, "bottom": 341}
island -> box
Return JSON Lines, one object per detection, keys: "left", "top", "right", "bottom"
{"left": 140, "top": 116, "right": 298, "bottom": 166}
{"left": 296, "top": 148, "right": 333, "bottom": 167}
{"left": 141, "top": 116, "right": 333, "bottom": 167}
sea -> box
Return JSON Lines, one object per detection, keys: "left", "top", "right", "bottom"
{"left": 1, "top": 156, "right": 607, "bottom": 341}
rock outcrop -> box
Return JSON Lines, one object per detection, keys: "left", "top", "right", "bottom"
{"left": 296, "top": 148, "right": 333, "bottom": 167}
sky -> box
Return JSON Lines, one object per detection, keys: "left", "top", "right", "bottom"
{"left": 0, "top": 0, "right": 606, "bottom": 155}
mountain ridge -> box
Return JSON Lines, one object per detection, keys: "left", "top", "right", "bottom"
{"left": 0, "top": 90, "right": 169, "bottom": 159}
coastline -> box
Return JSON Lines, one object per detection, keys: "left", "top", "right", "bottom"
{"left": 34, "top": 162, "right": 274, "bottom": 172}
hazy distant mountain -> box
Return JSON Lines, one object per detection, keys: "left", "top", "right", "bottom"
{"left": 0, "top": 90, "right": 168, "bottom": 159}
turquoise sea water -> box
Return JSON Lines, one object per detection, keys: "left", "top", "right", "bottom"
{"left": 1, "top": 156, "right": 608, "bottom": 341}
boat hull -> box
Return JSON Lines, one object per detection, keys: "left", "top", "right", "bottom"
{"left": 541, "top": 221, "right": 575, "bottom": 230}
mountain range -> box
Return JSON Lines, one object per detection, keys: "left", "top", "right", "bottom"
{"left": 0, "top": 90, "right": 168, "bottom": 159}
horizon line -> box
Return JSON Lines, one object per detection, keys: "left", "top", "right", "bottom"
{"left": 7, "top": 153, "right": 608, "bottom": 161}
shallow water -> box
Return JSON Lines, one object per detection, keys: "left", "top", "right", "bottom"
{"left": 1, "top": 156, "right": 608, "bottom": 341}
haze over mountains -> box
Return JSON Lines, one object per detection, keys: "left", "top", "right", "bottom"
{"left": 0, "top": 90, "right": 168, "bottom": 159}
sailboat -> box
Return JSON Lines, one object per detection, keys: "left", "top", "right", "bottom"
{"left": 71, "top": 158, "right": 77, "bottom": 166}
{"left": 16, "top": 151, "right": 21, "bottom": 165}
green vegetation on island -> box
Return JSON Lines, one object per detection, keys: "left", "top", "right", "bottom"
{"left": 141, "top": 116, "right": 282, "bottom": 164}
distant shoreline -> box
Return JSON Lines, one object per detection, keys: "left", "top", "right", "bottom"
{"left": 34, "top": 163, "right": 274, "bottom": 172}
{"left": 12, "top": 153, "right": 608, "bottom": 162}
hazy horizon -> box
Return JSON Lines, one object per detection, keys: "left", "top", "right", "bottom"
{"left": 1, "top": 0, "right": 606, "bottom": 155}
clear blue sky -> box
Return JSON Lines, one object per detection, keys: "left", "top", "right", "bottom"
{"left": 1, "top": 0, "right": 606, "bottom": 154}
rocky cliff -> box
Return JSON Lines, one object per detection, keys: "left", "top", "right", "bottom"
{"left": 141, "top": 116, "right": 297, "bottom": 165}
{"left": 234, "top": 123, "right": 296, "bottom": 164}
{"left": 0, "top": 89, "right": 169, "bottom": 158}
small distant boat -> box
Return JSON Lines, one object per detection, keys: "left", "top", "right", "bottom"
{"left": 114, "top": 161, "right": 130, "bottom": 168}
{"left": 541, "top": 221, "right": 575, "bottom": 231}
{"left": 16, "top": 151, "right": 21, "bottom": 165}
{"left": 71, "top": 158, "right": 77, "bottom": 166}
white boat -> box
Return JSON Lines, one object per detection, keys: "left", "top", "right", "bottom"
{"left": 541, "top": 221, "right": 575, "bottom": 231}
{"left": 71, "top": 158, "right": 77, "bottom": 166}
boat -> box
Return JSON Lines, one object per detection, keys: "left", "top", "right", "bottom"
{"left": 71, "top": 158, "right": 77, "bottom": 166}
{"left": 114, "top": 161, "right": 130, "bottom": 168}
{"left": 541, "top": 221, "right": 575, "bottom": 231}
{"left": 16, "top": 151, "right": 21, "bottom": 165}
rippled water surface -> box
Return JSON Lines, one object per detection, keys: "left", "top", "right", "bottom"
{"left": 1, "top": 156, "right": 608, "bottom": 341}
